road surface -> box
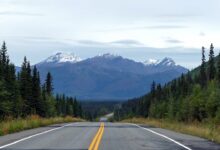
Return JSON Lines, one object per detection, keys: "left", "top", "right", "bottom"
{"left": 0, "top": 122, "right": 220, "bottom": 150}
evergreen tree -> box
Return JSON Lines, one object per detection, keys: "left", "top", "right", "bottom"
{"left": 151, "top": 81, "right": 156, "bottom": 98}
{"left": 73, "top": 98, "right": 78, "bottom": 117}
{"left": 32, "top": 66, "right": 41, "bottom": 115}
{"left": 45, "top": 72, "right": 53, "bottom": 96}
{"left": 156, "top": 84, "right": 162, "bottom": 100}
{"left": 0, "top": 42, "right": 19, "bottom": 118}
{"left": 19, "top": 57, "right": 33, "bottom": 116}
{"left": 208, "top": 43, "right": 215, "bottom": 80}
{"left": 200, "top": 46, "right": 207, "bottom": 87}
{"left": 217, "top": 52, "right": 220, "bottom": 83}
{"left": 0, "top": 41, "right": 83, "bottom": 120}
{"left": 1, "top": 41, "right": 8, "bottom": 67}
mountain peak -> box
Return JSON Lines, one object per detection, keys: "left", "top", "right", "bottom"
{"left": 96, "top": 53, "right": 121, "bottom": 59}
{"left": 42, "top": 52, "right": 82, "bottom": 64}
{"left": 143, "top": 57, "right": 176, "bottom": 66}
{"left": 158, "top": 57, "right": 176, "bottom": 66}
{"left": 143, "top": 59, "right": 160, "bottom": 65}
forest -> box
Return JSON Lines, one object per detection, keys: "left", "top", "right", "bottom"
{"left": 114, "top": 43, "right": 220, "bottom": 123}
{"left": 0, "top": 41, "right": 82, "bottom": 120}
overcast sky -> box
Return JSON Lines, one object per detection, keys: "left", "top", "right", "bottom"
{"left": 0, "top": 0, "right": 220, "bottom": 69}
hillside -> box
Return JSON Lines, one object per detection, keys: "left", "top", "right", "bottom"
{"left": 115, "top": 44, "right": 220, "bottom": 123}
{"left": 35, "top": 53, "right": 188, "bottom": 100}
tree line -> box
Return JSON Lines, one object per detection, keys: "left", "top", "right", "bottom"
{"left": 114, "top": 43, "right": 220, "bottom": 122}
{"left": 0, "top": 42, "right": 82, "bottom": 119}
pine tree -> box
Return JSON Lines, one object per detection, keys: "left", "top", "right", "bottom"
{"left": 45, "top": 72, "right": 53, "bottom": 96}
{"left": 0, "top": 42, "right": 9, "bottom": 80}
{"left": 151, "top": 81, "right": 156, "bottom": 98}
{"left": 0, "top": 42, "right": 19, "bottom": 118}
{"left": 1, "top": 41, "right": 8, "bottom": 67}
{"left": 73, "top": 98, "right": 78, "bottom": 117}
{"left": 32, "top": 66, "right": 41, "bottom": 115}
{"left": 200, "top": 46, "right": 207, "bottom": 87}
{"left": 156, "top": 84, "right": 162, "bottom": 100}
{"left": 208, "top": 43, "right": 215, "bottom": 80}
{"left": 19, "top": 57, "right": 33, "bottom": 116}
{"left": 40, "top": 84, "right": 47, "bottom": 117}
{"left": 0, "top": 43, "right": 3, "bottom": 80}
{"left": 217, "top": 52, "right": 220, "bottom": 83}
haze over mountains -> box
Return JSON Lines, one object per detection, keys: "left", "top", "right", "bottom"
{"left": 28, "top": 52, "right": 188, "bottom": 100}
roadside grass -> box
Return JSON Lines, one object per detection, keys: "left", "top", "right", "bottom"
{"left": 0, "top": 115, "right": 83, "bottom": 136}
{"left": 122, "top": 117, "right": 220, "bottom": 144}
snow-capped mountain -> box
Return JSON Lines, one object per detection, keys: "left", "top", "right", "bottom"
{"left": 41, "top": 52, "right": 82, "bottom": 64}
{"left": 36, "top": 53, "right": 188, "bottom": 100}
{"left": 95, "top": 53, "right": 120, "bottom": 59}
{"left": 158, "top": 57, "right": 176, "bottom": 66}
{"left": 144, "top": 57, "right": 176, "bottom": 66}
{"left": 143, "top": 59, "right": 160, "bottom": 65}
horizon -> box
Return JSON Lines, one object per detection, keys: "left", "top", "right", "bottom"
{"left": 16, "top": 51, "right": 188, "bottom": 69}
{"left": 6, "top": 46, "right": 219, "bottom": 70}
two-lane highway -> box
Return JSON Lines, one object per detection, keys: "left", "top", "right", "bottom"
{"left": 0, "top": 122, "right": 220, "bottom": 150}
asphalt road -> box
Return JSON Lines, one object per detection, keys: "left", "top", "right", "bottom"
{"left": 0, "top": 122, "right": 220, "bottom": 150}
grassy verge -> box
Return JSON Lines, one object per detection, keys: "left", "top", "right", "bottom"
{"left": 0, "top": 115, "right": 83, "bottom": 136}
{"left": 122, "top": 117, "right": 220, "bottom": 144}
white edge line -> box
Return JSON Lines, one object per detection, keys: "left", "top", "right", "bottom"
{"left": 0, "top": 122, "right": 78, "bottom": 149}
{"left": 129, "top": 123, "right": 192, "bottom": 150}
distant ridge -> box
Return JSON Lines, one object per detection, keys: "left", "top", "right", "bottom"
{"left": 27, "top": 52, "right": 189, "bottom": 100}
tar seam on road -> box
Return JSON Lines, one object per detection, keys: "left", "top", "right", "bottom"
{"left": 0, "top": 122, "right": 78, "bottom": 149}
{"left": 129, "top": 123, "right": 192, "bottom": 150}
{"left": 89, "top": 122, "right": 104, "bottom": 150}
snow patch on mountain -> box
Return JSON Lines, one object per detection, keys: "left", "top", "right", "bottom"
{"left": 143, "top": 59, "right": 160, "bottom": 65}
{"left": 158, "top": 57, "right": 176, "bottom": 66}
{"left": 144, "top": 57, "right": 176, "bottom": 66}
{"left": 42, "top": 52, "right": 82, "bottom": 64}
{"left": 95, "top": 53, "right": 121, "bottom": 59}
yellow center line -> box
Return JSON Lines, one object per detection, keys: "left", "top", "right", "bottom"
{"left": 89, "top": 123, "right": 105, "bottom": 150}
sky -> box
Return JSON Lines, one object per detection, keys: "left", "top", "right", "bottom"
{"left": 0, "top": 0, "right": 220, "bottom": 69}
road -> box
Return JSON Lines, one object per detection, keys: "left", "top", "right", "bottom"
{"left": 0, "top": 122, "right": 220, "bottom": 150}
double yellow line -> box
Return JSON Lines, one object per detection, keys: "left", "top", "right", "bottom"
{"left": 89, "top": 123, "right": 105, "bottom": 150}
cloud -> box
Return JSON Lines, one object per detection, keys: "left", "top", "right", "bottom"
{"left": 76, "top": 39, "right": 144, "bottom": 48}
{"left": 157, "top": 13, "right": 202, "bottom": 19}
{"left": 199, "top": 32, "right": 206, "bottom": 36}
{"left": 165, "top": 39, "right": 183, "bottom": 44}
{"left": 147, "top": 25, "right": 187, "bottom": 29}
{"left": 77, "top": 40, "right": 106, "bottom": 45}
{"left": 110, "top": 40, "right": 144, "bottom": 46}
{"left": 0, "top": 11, "right": 44, "bottom": 16}
{"left": 99, "top": 25, "right": 188, "bottom": 32}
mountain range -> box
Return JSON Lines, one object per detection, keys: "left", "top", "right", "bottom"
{"left": 29, "top": 52, "right": 188, "bottom": 100}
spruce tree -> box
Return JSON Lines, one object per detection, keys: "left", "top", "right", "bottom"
{"left": 156, "top": 84, "right": 162, "bottom": 100}
{"left": 45, "top": 72, "right": 53, "bottom": 96}
{"left": 32, "top": 66, "right": 41, "bottom": 115}
{"left": 0, "top": 43, "right": 3, "bottom": 80}
{"left": 200, "top": 46, "right": 207, "bottom": 87}
{"left": 19, "top": 57, "right": 33, "bottom": 116}
{"left": 151, "top": 81, "right": 156, "bottom": 98}
{"left": 217, "top": 52, "right": 220, "bottom": 83}
{"left": 1, "top": 41, "right": 8, "bottom": 67}
{"left": 0, "top": 42, "right": 18, "bottom": 118}
{"left": 208, "top": 43, "right": 215, "bottom": 80}
{"left": 73, "top": 98, "right": 78, "bottom": 117}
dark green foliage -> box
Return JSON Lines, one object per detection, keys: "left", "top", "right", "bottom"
{"left": 115, "top": 43, "right": 220, "bottom": 123}
{"left": 0, "top": 42, "right": 82, "bottom": 119}
{"left": 45, "top": 72, "right": 53, "bottom": 96}
{"left": 208, "top": 43, "right": 215, "bottom": 80}
{"left": 82, "top": 101, "right": 119, "bottom": 121}
{"left": 217, "top": 52, "right": 220, "bottom": 83}
{"left": 55, "top": 95, "right": 82, "bottom": 117}
{"left": 200, "top": 46, "right": 207, "bottom": 87}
